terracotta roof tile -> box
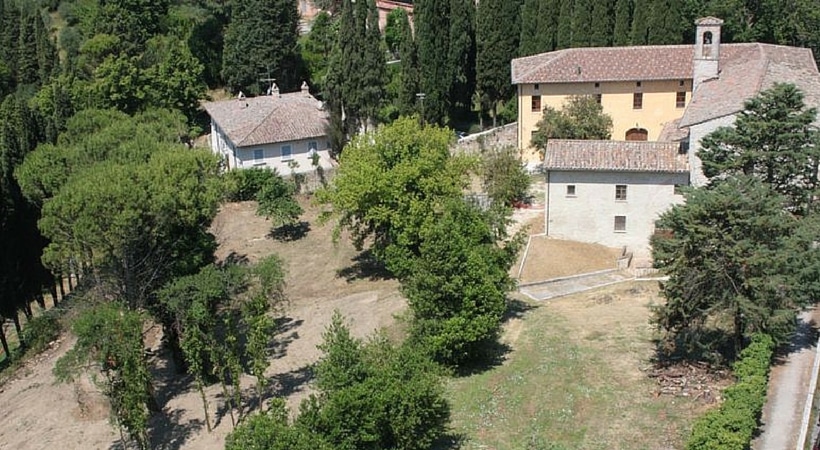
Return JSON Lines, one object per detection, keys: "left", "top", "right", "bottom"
{"left": 682, "top": 44, "right": 820, "bottom": 126}
{"left": 511, "top": 45, "right": 694, "bottom": 84}
{"left": 544, "top": 140, "right": 689, "bottom": 173}
{"left": 202, "top": 92, "right": 328, "bottom": 147}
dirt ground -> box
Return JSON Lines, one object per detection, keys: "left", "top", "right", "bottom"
{"left": 517, "top": 235, "right": 623, "bottom": 282}
{"left": 0, "top": 198, "right": 405, "bottom": 450}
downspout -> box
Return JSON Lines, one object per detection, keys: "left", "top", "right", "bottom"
{"left": 544, "top": 170, "right": 550, "bottom": 236}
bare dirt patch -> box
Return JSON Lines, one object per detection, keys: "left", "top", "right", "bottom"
{"left": 517, "top": 236, "right": 622, "bottom": 282}
{"left": 0, "top": 197, "right": 405, "bottom": 450}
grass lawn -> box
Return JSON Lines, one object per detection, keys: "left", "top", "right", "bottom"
{"left": 448, "top": 281, "right": 708, "bottom": 450}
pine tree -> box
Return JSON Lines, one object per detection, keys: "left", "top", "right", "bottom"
{"left": 589, "top": 0, "right": 614, "bottom": 46}
{"left": 556, "top": 0, "right": 573, "bottom": 49}
{"left": 415, "top": 0, "right": 451, "bottom": 125}
{"left": 476, "top": 0, "right": 522, "bottom": 127}
{"left": 16, "top": 13, "right": 38, "bottom": 85}
{"left": 613, "top": 0, "right": 633, "bottom": 46}
{"left": 571, "top": 0, "right": 594, "bottom": 47}
{"left": 448, "top": 0, "right": 476, "bottom": 114}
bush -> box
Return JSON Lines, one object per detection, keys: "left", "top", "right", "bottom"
{"left": 686, "top": 333, "right": 775, "bottom": 450}
{"left": 21, "top": 311, "right": 62, "bottom": 354}
{"left": 223, "top": 167, "right": 281, "bottom": 201}
{"left": 225, "top": 399, "right": 331, "bottom": 450}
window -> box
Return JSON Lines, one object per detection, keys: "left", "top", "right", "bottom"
{"left": 308, "top": 141, "right": 318, "bottom": 153}
{"left": 636, "top": 81, "right": 642, "bottom": 88}
{"left": 676, "top": 91, "right": 686, "bottom": 108}
{"left": 281, "top": 145, "right": 292, "bottom": 160}
{"left": 615, "top": 184, "right": 627, "bottom": 201}
{"left": 614, "top": 216, "right": 627, "bottom": 232}
{"left": 531, "top": 95, "right": 541, "bottom": 112}
{"left": 679, "top": 80, "right": 685, "bottom": 87}
{"left": 633, "top": 92, "right": 643, "bottom": 109}
{"left": 534, "top": 83, "right": 540, "bottom": 91}
{"left": 594, "top": 82, "right": 600, "bottom": 88}
{"left": 595, "top": 93, "right": 602, "bottom": 104}
{"left": 566, "top": 185, "right": 576, "bottom": 196}
{"left": 253, "top": 149, "right": 264, "bottom": 160}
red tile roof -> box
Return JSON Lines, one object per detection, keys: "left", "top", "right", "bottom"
{"left": 512, "top": 45, "right": 694, "bottom": 84}
{"left": 544, "top": 140, "right": 689, "bottom": 173}
{"left": 202, "top": 92, "right": 328, "bottom": 147}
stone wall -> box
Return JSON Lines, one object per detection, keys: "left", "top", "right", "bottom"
{"left": 452, "top": 123, "right": 518, "bottom": 155}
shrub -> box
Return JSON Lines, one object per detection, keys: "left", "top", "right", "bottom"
{"left": 21, "top": 311, "right": 62, "bottom": 354}
{"left": 223, "top": 167, "right": 281, "bottom": 201}
{"left": 225, "top": 399, "right": 331, "bottom": 450}
{"left": 686, "top": 333, "right": 775, "bottom": 450}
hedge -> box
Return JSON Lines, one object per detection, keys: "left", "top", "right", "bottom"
{"left": 686, "top": 333, "right": 775, "bottom": 450}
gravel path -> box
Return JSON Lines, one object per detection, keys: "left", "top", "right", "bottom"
{"left": 754, "top": 308, "right": 820, "bottom": 450}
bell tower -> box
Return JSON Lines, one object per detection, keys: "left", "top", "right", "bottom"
{"left": 693, "top": 17, "right": 723, "bottom": 92}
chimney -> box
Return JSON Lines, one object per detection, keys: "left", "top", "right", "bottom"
{"left": 693, "top": 17, "right": 723, "bottom": 93}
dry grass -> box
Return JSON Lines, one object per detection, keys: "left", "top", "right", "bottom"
{"left": 517, "top": 236, "right": 623, "bottom": 282}
{"left": 447, "top": 282, "right": 709, "bottom": 450}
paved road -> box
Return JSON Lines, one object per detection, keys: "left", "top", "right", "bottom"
{"left": 754, "top": 308, "right": 819, "bottom": 450}
{"left": 519, "top": 270, "right": 633, "bottom": 301}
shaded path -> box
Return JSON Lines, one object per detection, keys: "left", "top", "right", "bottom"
{"left": 754, "top": 308, "right": 819, "bottom": 450}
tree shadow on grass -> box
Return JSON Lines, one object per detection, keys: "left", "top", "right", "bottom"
{"left": 432, "top": 432, "right": 468, "bottom": 450}
{"left": 651, "top": 327, "right": 735, "bottom": 369}
{"left": 454, "top": 298, "right": 539, "bottom": 377}
{"left": 148, "top": 408, "right": 205, "bottom": 450}
{"left": 269, "top": 317, "right": 304, "bottom": 360}
{"left": 268, "top": 221, "right": 311, "bottom": 242}
{"left": 336, "top": 249, "right": 393, "bottom": 282}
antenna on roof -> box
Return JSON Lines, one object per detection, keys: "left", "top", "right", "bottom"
{"left": 259, "top": 66, "right": 276, "bottom": 96}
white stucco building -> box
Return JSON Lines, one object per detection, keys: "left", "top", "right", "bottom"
{"left": 544, "top": 140, "right": 689, "bottom": 263}
{"left": 202, "top": 83, "right": 334, "bottom": 175}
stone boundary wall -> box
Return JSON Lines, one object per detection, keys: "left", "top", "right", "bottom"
{"left": 452, "top": 123, "right": 518, "bottom": 155}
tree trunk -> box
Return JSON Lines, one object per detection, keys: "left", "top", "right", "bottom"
{"left": 58, "top": 274, "right": 66, "bottom": 299}
{"left": 734, "top": 309, "right": 744, "bottom": 357}
{"left": 35, "top": 293, "right": 45, "bottom": 310}
{"left": 50, "top": 279, "right": 59, "bottom": 307}
{"left": 492, "top": 101, "right": 498, "bottom": 128}
{"left": 67, "top": 272, "right": 74, "bottom": 291}
{"left": 12, "top": 314, "right": 23, "bottom": 351}
{"left": 0, "top": 322, "right": 11, "bottom": 361}
{"left": 22, "top": 303, "right": 32, "bottom": 320}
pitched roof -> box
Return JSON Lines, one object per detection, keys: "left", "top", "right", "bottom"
{"left": 511, "top": 45, "right": 694, "bottom": 84}
{"left": 681, "top": 44, "right": 820, "bottom": 126}
{"left": 543, "top": 140, "right": 689, "bottom": 173}
{"left": 202, "top": 92, "right": 328, "bottom": 147}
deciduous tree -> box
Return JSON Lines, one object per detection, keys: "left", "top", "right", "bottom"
{"left": 531, "top": 95, "right": 613, "bottom": 158}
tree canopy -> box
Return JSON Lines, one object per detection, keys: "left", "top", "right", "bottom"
{"left": 530, "top": 95, "right": 613, "bottom": 158}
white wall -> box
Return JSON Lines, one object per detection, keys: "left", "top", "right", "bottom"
{"left": 545, "top": 170, "right": 688, "bottom": 261}
{"left": 688, "top": 114, "right": 736, "bottom": 187}
{"left": 209, "top": 120, "right": 333, "bottom": 174}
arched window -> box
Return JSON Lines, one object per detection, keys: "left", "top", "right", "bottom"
{"left": 702, "top": 31, "right": 713, "bottom": 57}
{"left": 625, "top": 128, "right": 648, "bottom": 141}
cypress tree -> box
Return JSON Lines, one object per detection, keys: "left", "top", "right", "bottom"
{"left": 646, "top": 0, "right": 685, "bottom": 44}
{"left": 16, "top": 13, "right": 38, "bottom": 85}
{"left": 360, "top": 0, "right": 386, "bottom": 129}
{"left": 555, "top": 0, "right": 573, "bottom": 49}
{"left": 448, "top": 0, "right": 476, "bottom": 114}
{"left": 630, "top": 0, "right": 650, "bottom": 45}
{"left": 222, "top": 0, "right": 304, "bottom": 94}
{"left": 415, "top": 0, "right": 451, "bottom": 125}
{"left": 535, "top": 0, "right": 559, "bottom": 53}
{"left": 613, "top": 0, "right": 633, "bottom": 46}
{"left": 519, "top": 0, "right": 540, "bottom": 56}
{"left": 0, "top": 0, "right": 20, "bottom": 84}
{"left": 571, "top": 0, "right": 594, "bottom": 47}
{"left": 33, "top": 11, "right": 57, "bottom": 86}
{"left": 589, "top": 0, "right": 614, "bottom": 47}
{"left": 396, "top": 10, "right": 418, "bottom": 116}
{"left": 476, "top": 0, "right": 521, "bottom": 127}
